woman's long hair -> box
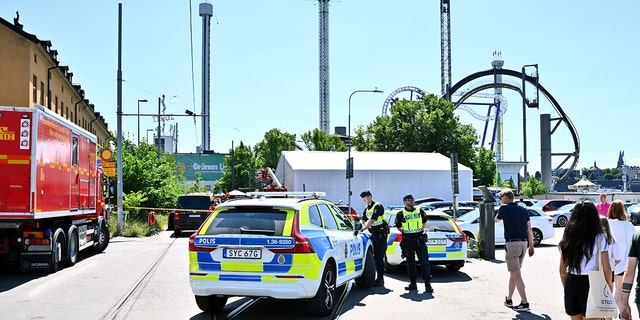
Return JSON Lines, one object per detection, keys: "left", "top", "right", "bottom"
{"left": 559, "top": 201, "right": 603, "bottom": 274}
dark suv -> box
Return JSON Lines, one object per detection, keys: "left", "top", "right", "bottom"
{"left": 169, "top": 193, "right": 214, "bottom": 236}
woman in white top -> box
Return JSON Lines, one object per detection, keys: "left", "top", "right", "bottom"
{"left": 607, "top": 200, "right": 637, "bottom": 312}
{"left": 559, "top": 201, "right": 613, "bottom": 320}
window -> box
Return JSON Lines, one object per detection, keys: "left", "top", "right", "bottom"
{"left": 39, "top": 82, "right": 44, "bottom": 105}
{"left": 32, "top": 75, "right": 37, "bottom": 103}
{"left": 330, "top": 205, "right": 354, "bottom": 230}
{"left": 318, "top": 204, "right": 338, "bottom": 230}
{"left": 34, "top": 54, "right": 37, "bottom": 63}
{"left": 54, "top": 96, "right": 58, "bottom": 113}
{"left": 72, "top": 137, "right": 78, "bottom": 166}
{"left": 308, "top": 205, "right": 323, "bottom": 227}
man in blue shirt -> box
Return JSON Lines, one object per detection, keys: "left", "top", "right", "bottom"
{"left": 495, "top": 188, "right": 534, "bottom": 312}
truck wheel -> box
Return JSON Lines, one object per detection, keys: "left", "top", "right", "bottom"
{"left": 67, "top": 229, "right": 79, "bottom": 266}
{"left": 93, "top": 223, "right": 110, "bottom": 253}
{"left": 194, "top": 295, "right": 227, "bottom": 313}
{"left": 51, "top": 229, "right": 65, "bottom": 272}
{"left": 355, "top": 250, "right": 376, "bottom": 288}
{"left": 308, "top": 263, "right": 336, "bottom": 316}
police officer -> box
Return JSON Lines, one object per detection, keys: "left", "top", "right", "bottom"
{"left": 395, "top": 194, "right": 433, "bottom": 292}
{"left": 359, "top": 190, "right": 387, "bottom": 287}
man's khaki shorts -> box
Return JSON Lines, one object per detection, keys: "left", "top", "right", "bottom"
{"left": 505, "top": 241, "right": 527, "bottom": 272}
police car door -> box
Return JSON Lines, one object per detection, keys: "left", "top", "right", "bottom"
{"left": 317, "top": 203, "right": 362, "bottom": 284}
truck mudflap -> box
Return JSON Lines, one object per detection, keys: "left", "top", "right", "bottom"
{"left": 19, "top": 252, "right": 53, "bottom": 273}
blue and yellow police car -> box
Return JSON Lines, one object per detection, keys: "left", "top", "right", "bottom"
{"left": 385, "top": 209, "right": 467, "bottom": 272}
{"left": 188, "top": 192, "right": 376, "bottom": 316}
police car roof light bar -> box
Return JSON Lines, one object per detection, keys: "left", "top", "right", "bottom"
{"left": 247, "top": 191, "right": 327, "bottom": 199}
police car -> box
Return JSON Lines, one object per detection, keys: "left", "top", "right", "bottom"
{"left": 385, "top": 209, "right": 467, "bottom": 272}
{"left": 188, "top": 192, "right": 376, "bottom": 316}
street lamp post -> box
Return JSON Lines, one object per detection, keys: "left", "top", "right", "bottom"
{"left": 347, "top": 88, "right": 383, "bottom": 214}
{"left": 137, "top": 99, "right": 148, "bottom": 145}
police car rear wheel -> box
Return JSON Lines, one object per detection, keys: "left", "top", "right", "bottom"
{"left": 446, "top": 261, "right": 464, "bottom": 272}
{"left": 195, "top": 295, "right": 227, "bottom": 313}
{"left": 355, "top": 250, "right": 376, "bottom": 288}
{"left": 309, "top": 264, "right": 336, "bottom": 316}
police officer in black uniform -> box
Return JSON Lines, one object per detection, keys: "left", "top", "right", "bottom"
{"left": 394, "top": 194, "right": 433, "bottom": 292}
{"left": 359, "top": 190, "right": 387, "bottom": 287}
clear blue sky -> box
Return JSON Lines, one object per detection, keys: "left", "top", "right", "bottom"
{"left": 2, "top": 1, "right": 639, "bottom": 175}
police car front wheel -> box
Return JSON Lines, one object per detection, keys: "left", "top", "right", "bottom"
{"left": 309, "top": 263, "right": 336, "bottom": 316}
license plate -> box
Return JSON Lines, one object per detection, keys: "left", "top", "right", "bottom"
{"left": 189, "top": 214, "right": 200, "bottom": 218}
{"left": 427, "top": 239, "right": 447, "bottom": 245}
{"left": 223, "top": 248, "right": 262, "bottom": 259}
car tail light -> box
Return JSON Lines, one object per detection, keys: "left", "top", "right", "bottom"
{"left": 450, "top": 220, "right": 467, "bottom": 242}
{"left": 175, "top": 212, "right": 180, "bottom": 220}
{"left": 273, "top": 211, "right": 314, "bottom": 254}
{"left": 188, "top": 233, "right": 214, "bottom": 252}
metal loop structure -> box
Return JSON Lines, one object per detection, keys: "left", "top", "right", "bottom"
{"left": 381, "top": 86, "right": 428, "bottom": 116}
{"left": 450, "top": 68, "right": 580, "bottom": 186}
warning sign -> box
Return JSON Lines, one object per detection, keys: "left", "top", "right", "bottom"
{"left": 103, "top": 167, "right": 116, "bottom": 178}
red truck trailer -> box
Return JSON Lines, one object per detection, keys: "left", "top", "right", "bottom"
{"left": 0, "top": 105, "right": 110, "bottom": 272}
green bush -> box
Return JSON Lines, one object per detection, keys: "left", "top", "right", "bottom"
{"left": 108, "top": 209, "right": 166, "bottom": 237}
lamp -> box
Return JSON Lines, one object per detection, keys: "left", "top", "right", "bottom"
{"left": 347, "top": 88, "right": 383, "bottom": 214}
{"left": 137, "top": 99, "right": 148, "bottom": 145}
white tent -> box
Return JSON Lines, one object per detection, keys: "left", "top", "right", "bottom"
{"left": 568, "top": 177, "right": 597, "bottom": 191}
{"left": 275, "top": 151, "right": 473, "bottom": 211}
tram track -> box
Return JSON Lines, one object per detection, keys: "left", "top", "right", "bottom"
{"left": 101, "top": 235, "right": 178, "bottom": 320}
{"left": 212, "top": 281, "right": 353, "bottom": 320}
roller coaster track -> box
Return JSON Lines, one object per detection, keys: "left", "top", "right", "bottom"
{"left": 450, "top": 68, "right": 580, "bottom": 186}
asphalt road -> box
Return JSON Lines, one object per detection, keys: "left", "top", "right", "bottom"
{"left": 2, "top": 227, "right": 639, "bottom": 320}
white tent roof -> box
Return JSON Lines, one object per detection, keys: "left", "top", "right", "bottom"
{"left": 277, "top": 151, "right": 462, "bottom": 171}
{"left": 275, "top": 151, "right": 474, "bottom": 206}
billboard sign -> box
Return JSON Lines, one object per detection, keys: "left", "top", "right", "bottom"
{"left": 176, "top": 153, "right": 227, "bottom": 181}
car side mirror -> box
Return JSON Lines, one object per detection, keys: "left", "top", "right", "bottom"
{"left": 353, "top": 220, "right": 363, "bottom": 230}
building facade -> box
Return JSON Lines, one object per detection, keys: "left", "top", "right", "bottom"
{"left": 0, "top": 14, "right": 109, "bottom": 145}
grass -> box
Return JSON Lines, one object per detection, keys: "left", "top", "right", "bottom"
{"left": 108, "top": 211, "right": 168, "bottom": 237}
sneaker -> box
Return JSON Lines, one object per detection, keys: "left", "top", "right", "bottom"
{"left": 504, "top": 297, "right": 513, "bottom": 308}
{"left": 425, "top": 283, "right": 434, "bottom": 293}
{"left": 513, "top": 302, "right": 530, "bottom": 312}
{"left": 405, "top": 283, "right": 417, "bottom": 290}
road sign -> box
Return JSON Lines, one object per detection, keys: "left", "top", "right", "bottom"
{"left": 103, "top": 167, "right": 116, "bottom": 178}
{"left": 103, "top": 161, "right": 116, "bottom": 168}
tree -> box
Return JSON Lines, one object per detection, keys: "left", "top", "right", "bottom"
{"left": 521, "top": 176, "right": 547, "bottom": 198}
{"left": 184, "top": 172, "right": 211, "bottom": 194}
{"left": 254, "top": 128, "right": 297, "bottom": 169}
{"left": 301, "top": 128, "right": 348, "bottom": 151}
{"left": 120, "top": 139, "right": 186, "bottom": 221}
{"left": 215, "top": 142, "right": 262, "bottom": 192}
{"left": 352, "top": 94, "right": 478, "bottom": 168}
{"left": 472, "top": 147, "right": 495, "bottom": 187}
